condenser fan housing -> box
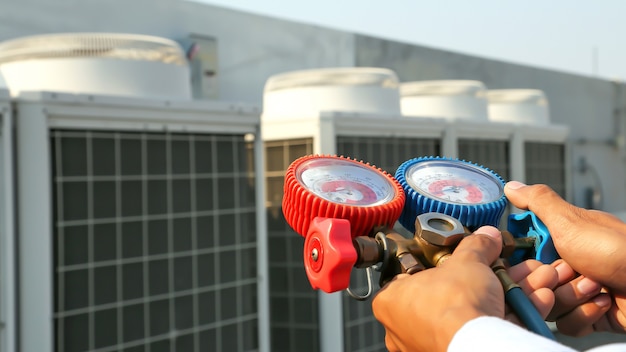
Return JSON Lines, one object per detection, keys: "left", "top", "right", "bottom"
{"left": 0, "top": 32, "right": 191, "bottom": 99}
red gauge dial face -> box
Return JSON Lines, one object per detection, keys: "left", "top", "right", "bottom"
{"left": 296, "top": 158, "right": 395, "bottom": 207}
{"left": 427, "top": 180, "right": 483, "bottom": 204}
{"left": 406, "top": 161, "right": 503, "bottom": 205}
{"left": 319, "top": 180, "right": 378, "bottom": 205}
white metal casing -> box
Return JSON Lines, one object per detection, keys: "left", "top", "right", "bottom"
{"left": 15, "top": 91, "right": 268, "bottom": 352}
{"left": 263, "top": 67, "right": 401, "bottom": 119}
{"left": 487, "top": 89, "right": 550, "bottom": 125}
{"left": 400, "top": 80, "right": 489, "bottom": 121}
{"left": 0, "top": 88, "right": 16, "bottom": 352}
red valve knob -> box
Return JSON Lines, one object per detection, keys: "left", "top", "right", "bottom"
{"left": 303, "top": 217, "right": 357, "bottom": 293}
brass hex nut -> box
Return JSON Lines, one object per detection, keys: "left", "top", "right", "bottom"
{"left": 415, "top": 213, "right": 466, "bottom": 247}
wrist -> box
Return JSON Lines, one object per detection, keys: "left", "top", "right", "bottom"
{"left": 436, "top": 307, "right": 486, "bottom": 351}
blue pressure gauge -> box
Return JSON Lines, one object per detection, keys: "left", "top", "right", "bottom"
{"left": 395, "top": 157, "right": 508, "bottom": 232}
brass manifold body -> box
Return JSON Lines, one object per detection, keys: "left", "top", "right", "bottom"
{"left": 352, "top": 213, "right": 534, "bottom": 287}
{"left": 345, "top": 212, "right": 556, "bottom": 339}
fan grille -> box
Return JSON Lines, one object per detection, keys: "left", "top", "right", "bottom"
{"left": 0, "top": 33, "right": 186, "bottom": 65}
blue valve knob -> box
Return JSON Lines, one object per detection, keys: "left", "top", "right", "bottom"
{"left": 395, "top": 156, "right": 508, "bottom": 232}
{"left": 507, "top": 211, "right": 559, "bottom": 265}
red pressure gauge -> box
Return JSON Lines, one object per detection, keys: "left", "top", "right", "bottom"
{"left": 283, "top": 155, "right": 405, "bottom": 292}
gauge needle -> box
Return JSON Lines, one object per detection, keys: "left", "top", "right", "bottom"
{"left": 431, "top": 183, "right": 471, "bottom": 196}
{"left": 334, "top": 187, "right": 353, "bottom": 195}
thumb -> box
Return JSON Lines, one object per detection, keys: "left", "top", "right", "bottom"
{"left": 449, "top": 226, "right": 502, "bottom": 266}
{"left": 504, "top": 181, "right": 573, "bottom": 215}
{"left": 503, "top": 181, "right": 582, "bottom": 239}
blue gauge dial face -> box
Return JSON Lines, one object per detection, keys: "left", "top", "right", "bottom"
{"left": 296, "top": 158, "right": 395, "bottom": 206}
{"left": 405, "top": 160, "right": 503, "bottom": 205}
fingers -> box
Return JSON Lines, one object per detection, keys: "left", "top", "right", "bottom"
{"left": 552, "top": 260, "right": 576, "bottom": 286}
{"left": 606, "top": 294, "right": 626, "bottom": 333}
{"left": 528, "top": 288, "right": 556, "bottom": 319}
{"left": 592, "top": 315, "right": 617, "bottom": 333}
{"left": 505, "top": 261, "right": 557, "bottom": 327}
{"left": 507, "top": 259, "right": 542, "bottom": 282}
{"left": 449, "top": 226, "right": 502, "bottom": 266}
{"left": 508, "top": 260, "right": 558, "bottom": 293}
{"left": 384, "top": 333, "right": 401, "bottom": 352}
{"left": 549, "top": 276, "right": 603, "bottom": 320}
{"left": 548, "top": 273, "right": 614, "bottom": 337}
{"left": 504, "top": 182, "right": 626, "bottom": 292}
{"left": 546, "top": 263, "right": 626, "bottom": 336}
{"left": 555, "top": 294, "right": 612, "bottom": 336}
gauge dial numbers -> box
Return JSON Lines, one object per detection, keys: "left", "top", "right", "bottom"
{"left": 405, "top": 161, "right": 504, "bottom": 205}
{"left": 296, "top": 158, "right": 395, "bottom": 207}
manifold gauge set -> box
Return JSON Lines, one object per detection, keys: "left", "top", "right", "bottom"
{"left": 282, "top": 154, "right": 557, "bottom": 295}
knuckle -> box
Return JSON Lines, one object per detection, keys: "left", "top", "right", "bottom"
{"left": 527, "top": 184, "right": 559, "bottom": 209}
{"left": 453, "top": 235, "right": 498, "bottom": 263}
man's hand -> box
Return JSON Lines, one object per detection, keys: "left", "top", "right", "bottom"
{"left": 372, "top": 226, "right": 504, "bottom": 352}
{"left": 505, "top": 181, "right": 626, "bottom": 336}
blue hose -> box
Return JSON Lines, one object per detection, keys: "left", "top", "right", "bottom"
{"left": 505, "top": 286, "right": 555, "bottom": 340}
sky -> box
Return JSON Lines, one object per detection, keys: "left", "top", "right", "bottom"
{"left": 195, "top": 0, "right": 626, "bottom": 81}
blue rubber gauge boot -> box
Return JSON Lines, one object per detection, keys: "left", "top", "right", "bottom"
{"left": 395, "top": 156, "right": 508, "bottom": 232}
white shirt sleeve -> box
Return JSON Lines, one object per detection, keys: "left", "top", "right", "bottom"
{"left": 448, "top": 316, "right": 572, "bottom": 352}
